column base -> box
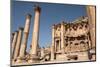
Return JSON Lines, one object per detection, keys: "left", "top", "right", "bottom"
{"left": 16, "top": 59, "right": 22, "bottom": 63}
{"left": 51, "top": 58, "right": 54, "bottom": 61}
{"left": 12, "top": 59, "right": 15, "bottom": 64}
{"left": 51, "top": 53, "right": 55, "bottom": 61}
{"left": 28, "top": 54, "right": 40, "bottom": 63}
{"left": 12, "top": 58, "right": 17, "bottom": 64}
{"left": 16, "top": 56, "right": 26, "bottom": 63}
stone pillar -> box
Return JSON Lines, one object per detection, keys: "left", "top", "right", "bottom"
{"left": 16, "top": 14, "right": 32, "bottom": 63}
{"left": 28, "top": 5, "right": 41, "bottom": 63}
{"left": 86, "top": 5, "right": 96, "bottom": 48}
{"left": 12, "top": 31, "right": 18, "bottom": 59}
{"left": 61, "top": 22, "right": 65, "bottom": 53}
{"left": 51, "top": 25, "right": 55, "bottom": 60}
{"left": 13, "top": 27, "right": 23, "bottom": 62}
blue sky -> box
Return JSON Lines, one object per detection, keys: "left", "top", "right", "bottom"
{"left": 11, "top": 1, "right": 87, "bottom": 52}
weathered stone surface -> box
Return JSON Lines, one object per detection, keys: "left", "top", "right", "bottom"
{"left": 12, "top": 5, "right": 96, "bottom": 66}
{"left": 29, "top": 5, "right": 41, "bottom": 62}
{"left": 17, "top": 14, "right": 32, "bottom": 63}
{"left": 12, "top": 31, "right": 18, "bottom": 59}
{"left": 13, "top": 27, "right": 23, "bottom": 62}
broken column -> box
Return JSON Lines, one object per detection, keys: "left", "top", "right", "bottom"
{"left": 28, "top": 5, "right": 41, "bottom": 63}
{"left": 16, "top": 14, "right": 32, "bottom": 63}
{"left": 51, "top": 25, "right": 55, "bottom": 60}
{"left": 12, "top": 31, "right": 18, "bottom": 59}
{"left": 13, "top": 27, "right": 23, "bottom": 62}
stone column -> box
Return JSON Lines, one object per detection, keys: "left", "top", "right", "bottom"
{"left": 51, "top": 25, "right": 55, "bottom": 60}
{"left": 13, "top": 27, "right": 23, "bottom": 62}
{"left": 86, "top": 5, "right": 96, "bottom": 60}
{"left": 16, "top": 14, "right": 32, "bottom": 63}
{"left": 12, "top": 31, "right": 18, "bottom": 59}
{"left": 86, "top": 6, "right": 96, "bottom": 48}
{"left": 28, "top": 5, "right": 41, "bottom": 63}
{"left": 61, "top": 22, "right": 65, "bottom": 53}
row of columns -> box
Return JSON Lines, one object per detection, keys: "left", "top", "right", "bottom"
{"left": 13, "top": 27, "right": 23, "bottom": 61}
{"left": 11, "top": 6, "right": 41, "bottom": 63}
{"left": 17, "top": 14, "right": 32, "bottom": 63}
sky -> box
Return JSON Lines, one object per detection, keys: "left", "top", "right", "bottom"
{"left": 11, "top": 1, "right": 87, "bottom": 52}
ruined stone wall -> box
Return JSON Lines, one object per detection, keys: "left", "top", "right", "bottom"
{"left": 52, "top": 17, "right": 91, "bottom": 61}
{"left": 53, "top": 17, "right": 91, "bottom": 53}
